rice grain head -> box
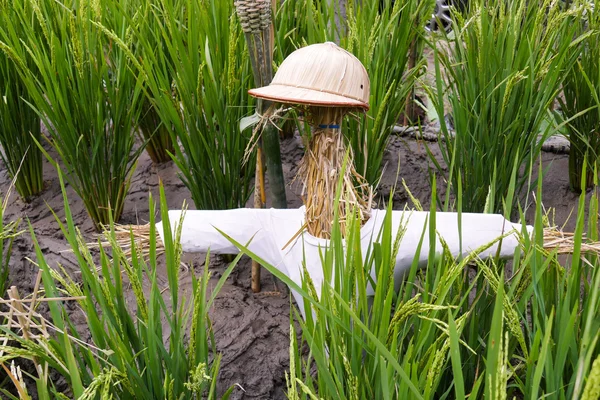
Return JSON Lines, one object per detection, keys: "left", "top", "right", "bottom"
{"left": 582, "top": 355, "right": 600, "bottom": 400}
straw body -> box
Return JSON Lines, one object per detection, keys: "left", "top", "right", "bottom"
{"left": 297, "top": 108, "right": 371, "bottom": 238}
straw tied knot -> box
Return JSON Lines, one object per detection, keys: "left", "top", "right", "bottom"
{"left": 234, "top": 0, "right": 271, "bottom": 34}
{"left": 242, "top": 106, "right": 289, "bottom": 166}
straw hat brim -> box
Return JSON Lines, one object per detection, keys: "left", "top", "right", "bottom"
{"left": 249, "top": 84, "right": 369, "bottom": 110}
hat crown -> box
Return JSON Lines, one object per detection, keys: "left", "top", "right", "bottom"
{"left": 248, "top": 42, "right": 370, "bottom": 110}
{"left": 271, "top": 42, "right": 370, "bottom": 106}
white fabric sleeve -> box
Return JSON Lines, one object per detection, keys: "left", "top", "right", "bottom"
{"left": 156, "top": 209, "right": 274, "bottom": 255}
{"left": 390, "top": 211, "right": 530, "bottom": 284}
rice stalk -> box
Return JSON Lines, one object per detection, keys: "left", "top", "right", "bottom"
{"left": 275, "top": 0, "right": 431, "bottom": 187}
{"left": 138, "top": 100, "right": 174, "bottom": 164}
{"left": 343, "top": 0, "right": 432, "bottom": 186}
{"left": 227, "top": 173, "right": 600, "bottom": 398}
{"left": 122, "top": 0, "right": 175, "bottom": 165}
{"left": 0, "top": 176, "right": 22, "bottom": 296}
{"left": 117, "top": 0, "right": 256, "bottom": 211}
{"left": 582, "top": 355, "right": 600, "bottom": 400}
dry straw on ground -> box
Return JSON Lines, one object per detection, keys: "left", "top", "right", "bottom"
{"left": 0, "top": 272, "right": 86, "bottom": 383}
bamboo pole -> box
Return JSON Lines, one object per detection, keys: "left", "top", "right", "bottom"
{"left": 257, "top": 15, "right": 287, "bottom": 210}
{"left": 252, "top": 146, "right": 266, "bottom": 292}
{"left": 235, "top": 0, "right": 288, "bottom": 292}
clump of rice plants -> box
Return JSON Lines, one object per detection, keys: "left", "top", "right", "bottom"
{"left": 0, "top": 0, "right": 144, "bottom": 229}
{"left": 95, "top": 0, "right": 174, "bottom": 165}
{"left": 0, "top": 174, "right": 235, "bottom": 399}
{"left": 0, "top": 6, "right": 43, "bottom": 200}
{"left": 430, "top": 0, "right": 586, "bottom": 213}
{"left": 232, "top": 176, "right": 599, "bottom": 398}
{"left": 110, "top": 0, "right": 255, "bottom": 210}
{"left": 273, "top": 0, "right": 338, "bottom": 61}
{"left": 559, "top": 1, "right": 600, "bottom": 193}
{"left": 129, "top": 0, "right": 175, "bottom": 165}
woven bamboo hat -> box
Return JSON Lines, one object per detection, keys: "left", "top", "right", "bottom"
{"left": 248, "top": 42, "right": 370, "bottom": 110}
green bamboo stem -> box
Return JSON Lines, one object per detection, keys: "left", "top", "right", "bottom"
{"left": 245, "top": 28, "right": 287, "bottom": 209}
{"left": 237, "top": 2, "right": 288, "bottom": 291}
{"left": 261, "top": 106, "right": 287, "bottom": 209}
{"left": 257, "top": 31, "right": 287, "bottom": 209}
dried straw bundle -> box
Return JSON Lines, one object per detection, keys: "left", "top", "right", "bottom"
{"left": 91, "top": 223, "right": 164, "bottom": 259}
{"left": 296, "top": 107, "right": 372, "bottom": 239}
{"left": 542, "top": 228, "right": 600, "bottom": 254}
{"left": 0, "top": 273, "right": 86, "bottom": 380}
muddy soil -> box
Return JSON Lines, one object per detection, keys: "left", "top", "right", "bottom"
{"left": 1, "top": 122, "right": 592, "bottom": 399}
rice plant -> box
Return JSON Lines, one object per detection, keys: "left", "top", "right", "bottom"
{"left": 229, "top": 173, "right": 599, "bottom": 398}
{"left": 559, "top": 1, "right": 600, "bottom": 193}
{"left": 429, "top": 0, "right": 586, "bottom": 213}
{"left": 106, "top": 0, "right": 255, "bottom": 210}
{"left": 0, "top": 172, "right": 236, "bottom": 399}
{"left": 273, "top": 0, "right": 338, "bottom": 62}
{"left": 0, "top": 43, "right": 43, "bottom": 201}
{"left": 89, "top": 0, "right": 174, "bottom": 165}
{"left": 125, "top": 0, "right": 175, "bottom": 165}
{"left": 0, "top": 0, "right": 144, "bottom": 229}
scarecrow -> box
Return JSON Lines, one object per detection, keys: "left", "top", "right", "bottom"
{"left": 109, "top": 43, "right": 595, "bottom": 312}
{"left": 109, "top": 44, "right": 528, "bottom": 305}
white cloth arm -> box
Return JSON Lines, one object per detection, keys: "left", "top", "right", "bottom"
{"left": 389, "top": 211, "right": 528, "bottom": 284}
{"left": 155, "top": 208, "right": 531, "bottom": 303}
{"left": 156, "top": 209, "right": 273, "bottom": 255}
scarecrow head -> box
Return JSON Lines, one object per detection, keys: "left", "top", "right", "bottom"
{"left": 249, "top": 42, "right": 373, "bottom": 239}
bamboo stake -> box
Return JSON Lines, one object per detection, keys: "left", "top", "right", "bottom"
{"left": 252, "top": 146, "right": 266, "bottom": 292}
{"left": 235, "top": 0, "right": 288, "bottom": 293}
